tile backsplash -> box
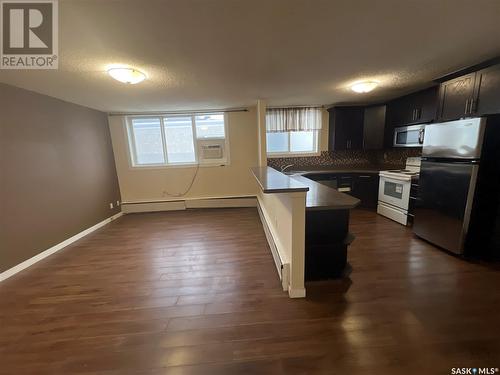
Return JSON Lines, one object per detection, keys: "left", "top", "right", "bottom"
{"left": 267, "top": 148, "right": 422, "bottom": 170}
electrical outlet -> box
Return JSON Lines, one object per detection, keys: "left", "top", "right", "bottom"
{"left": 116, "top": 200, "right": 120, "bottom": 206}
{"left": 109, "top": 203, "right": 114, "bottom": 209}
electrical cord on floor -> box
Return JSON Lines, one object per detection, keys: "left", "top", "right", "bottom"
{"left": 163, "top": 163, "right": 200, "bottom": 197}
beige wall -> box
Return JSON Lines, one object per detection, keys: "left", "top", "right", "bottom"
{"left": 0, "top": 83, "right": 121, "bottom": 273}
{"left": 257, "top": 100, "right": 267, "bottom": 166}
{"left": 109, "top": 107, "right": 259, "bottom": 203}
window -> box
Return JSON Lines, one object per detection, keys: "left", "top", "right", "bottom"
{"left": 195, "top": 114, "right": 225, "bottom": 139}
{"left": 164, "top": 116, "right": 196, "bottom": 164}
{"left": 290, "top": 131, "right": 315, "bottom": 152}
{"left": 266, "top": 130, "right": 319, "bottom": 155}
{"left": 266, "top": 132, "right": 289, "bottom": 153}
{"left": 266, "top": 107, "right": 322, "bottom": 156}
{"left": 129, "top": 118, "right": 165, "bottom": 165}
{"left": 127, "top": 113, "right": 227, "bottom": 167}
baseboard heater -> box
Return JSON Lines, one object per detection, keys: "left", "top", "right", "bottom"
{"left": 256, "top": 203, "right": 290, "bottom": 291}
{"left": 122, "top": 196, "right": 257, "bottom": 213}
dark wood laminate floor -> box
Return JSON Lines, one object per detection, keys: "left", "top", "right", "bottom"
{"left": 1, "top": 208, "right": 500, "bottom": 374}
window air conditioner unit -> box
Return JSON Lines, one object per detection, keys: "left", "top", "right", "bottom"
{"left": 201, "top": 144, "right": 223, "bottom": 159}
{"left": 198, "top": 139, "right": 226, "bottom": 164}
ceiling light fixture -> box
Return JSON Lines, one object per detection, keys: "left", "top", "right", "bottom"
{"left": 107, "top": 67, "right": 146, "bottom": 84}
{"left": 351, "top": 81, "right": 378, "bottom": 93}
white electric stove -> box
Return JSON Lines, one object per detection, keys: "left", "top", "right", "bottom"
{"left": 377, "top": 157, "right": 421, "bottom": 225}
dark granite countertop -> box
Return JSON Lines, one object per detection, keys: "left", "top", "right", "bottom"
{"left": 291, "top": 175, "right": 360, "bottom": 211}
{"left": 251, "top": 167, "right": 309, "bottom": 193}
{"left": 281, "top": 164, "right": 404, "bottom": 176}
{"left": 251, "top": 166, "right": 360, "bottom": 211}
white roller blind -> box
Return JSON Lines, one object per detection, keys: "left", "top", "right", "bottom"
{"left": 266, "top": 107, "right": 322, "bottom": 132}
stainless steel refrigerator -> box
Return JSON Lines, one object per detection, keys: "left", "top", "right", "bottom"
{"left": 413, "top": 117, "right": 500, "bottom": 256}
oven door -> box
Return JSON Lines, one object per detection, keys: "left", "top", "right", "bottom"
{"left": 378, "top": 176, "right": 411, "bottom": 210}
{"left": 393, "top": 125, "right": 425, "bottom": 147}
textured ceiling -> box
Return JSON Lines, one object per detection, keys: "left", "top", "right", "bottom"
{"left": 1, "top": 0, "right": 500, "bottom": 112}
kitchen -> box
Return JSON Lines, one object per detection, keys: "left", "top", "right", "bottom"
{"left": 260, "top": 58, "right": 500, "bottom": 286}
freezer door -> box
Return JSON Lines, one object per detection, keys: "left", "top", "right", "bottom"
{"left": 422, "top": 118, "right": 486, "bottom": 159}
{"left": 413, "top": 160, "right": 478, "bottom": 254}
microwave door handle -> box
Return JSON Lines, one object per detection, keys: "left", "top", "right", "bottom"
{"left": 394, "top": 130, "right": 401, "bottom": 147}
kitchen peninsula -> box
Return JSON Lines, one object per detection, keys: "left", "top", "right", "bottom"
{"left": 252, "top": 167, "right": 359, "bottom": 295}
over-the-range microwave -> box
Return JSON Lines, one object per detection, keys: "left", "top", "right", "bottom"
{"left": 393, "top": 124, "right": 426, "bottom": 147}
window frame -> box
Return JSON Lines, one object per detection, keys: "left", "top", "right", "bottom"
{"left": 125, "top": 113, "right": 229, "bottom": 169}
{"left": 266, "top": 130, "right": 320, "bottom": 158}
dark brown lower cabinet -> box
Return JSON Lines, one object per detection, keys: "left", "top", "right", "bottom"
{"left": 351, "top": 174, "right": 379, "bottom": 209}
{"left": 305, "top": 209, "right": 351, "bottom": 280}
{"left": 306, "top": 173, "right": 379, "bottom": 210}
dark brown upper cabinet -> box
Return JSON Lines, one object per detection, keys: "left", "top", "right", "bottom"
{"left": 386, "top": 86, "right": 438, "bottom": 127}
{"left": 328, "top": 105, "right": 386, "bottom": 151}
{"left": 437, "top": 73, "right": 477, "bottom": 121}
{"left": 384, "top": 86, "right": 438, "bottom": 147}
{"left": 328, "top": 107, "right": 364, "bottom": 151}
{"left": 363, "top": 105, "right": 386, "bottom": 150}
{"left": 474, "top": 64, "right": 500, "bottom": 116}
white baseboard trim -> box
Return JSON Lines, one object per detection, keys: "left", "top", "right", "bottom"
{"left": 0, "top": 211, "right": 123, "bottom": 283}
{"left": 288, "top": 287, "right": 306, "bottom": 298}
{"left": 122, "top": 196, "right": 257, "bottom": 213}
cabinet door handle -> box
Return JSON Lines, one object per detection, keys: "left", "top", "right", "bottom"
{"left": 469, "top": 98, "right": 475, "bottom": 114}
{"left": 412, "top": 109, "right": 415, "bottom": 121}
{"left": 464, "top": 98, "right": 470, "bottom": 115}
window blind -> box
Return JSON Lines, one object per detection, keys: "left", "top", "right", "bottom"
{"left": 266, "top": 107, "right": 322, "bottom": 132}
